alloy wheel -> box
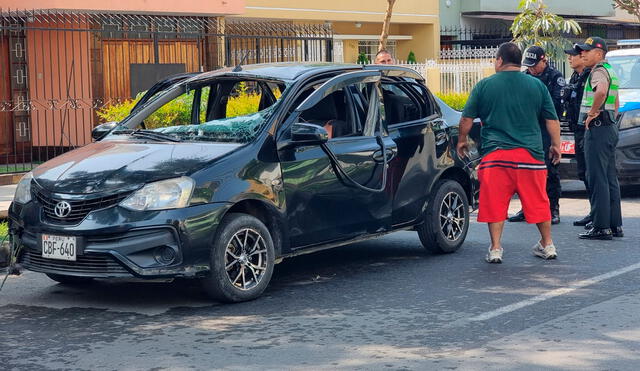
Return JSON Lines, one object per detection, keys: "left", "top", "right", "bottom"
{"left": 439, "top": 191, "right": 466, "bottom": 241}
{"left": 224, "top": 228, "right": 268, "bottom": 291}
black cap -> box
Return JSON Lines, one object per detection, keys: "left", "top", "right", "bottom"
{"left": 564, "top": 45, "right": 580, "bottom": 56}
{"left": 522, "top": 46, "right": 545, "bottom": 67}
{"left": 575, "top": 37, "right": 608, "bottom": 52}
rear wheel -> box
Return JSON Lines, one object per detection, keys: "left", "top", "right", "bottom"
{"left": 418, "top": 180, "right": 469, "bottom": 253}
{"left": 200, "top": 213, "right": 275, "bottom": 303}
{"left": 46, "top": 273, "right": 94, "bottom": 285}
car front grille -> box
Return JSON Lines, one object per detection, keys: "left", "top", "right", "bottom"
{"left": 20, "top": 249, "right": 130, "bottom": 276}
{"left": 33, "top": 187, "right": 131, "bottom": 225}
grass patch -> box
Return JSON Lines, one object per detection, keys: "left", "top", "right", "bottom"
{"left": 1, "top": 164, "right": 37, "bottom": 174}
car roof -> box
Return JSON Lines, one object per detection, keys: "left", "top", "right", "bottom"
{"left": 608, "top": 48, "right": 640, "bottom": 57}
{"left": 187, "top": 62, "right": 425, "bottom": 83}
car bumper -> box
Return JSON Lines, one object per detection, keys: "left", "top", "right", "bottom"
{"left": 9, "top": 201, "right": 230, "bottom": 279}
{"left": 616, "top": 127, "right": 640, "bottom": 185}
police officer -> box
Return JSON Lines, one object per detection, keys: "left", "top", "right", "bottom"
{"left": 575, "top": 37, "right": 623, "bottom": 240}
{"left": 509, "top": 46, "right": 564, "bottom": 224}
{"left": 563, "top": 46, "right": 593, "bottom": 226}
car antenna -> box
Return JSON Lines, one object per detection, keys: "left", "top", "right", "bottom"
{"left": 233, "top": 52, "right": 250, "bottom": 72}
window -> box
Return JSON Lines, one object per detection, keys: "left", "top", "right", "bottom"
{"left": 358, "top": 40, "right": 396, "bottom": 63}
{"left": 381, "top": 81, "right": 433, "bottom": 126}
{"left": 131, "top": 79, "right": 286, "bottom": 143}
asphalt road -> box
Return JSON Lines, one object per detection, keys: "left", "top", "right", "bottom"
{"left": 1, "top": 182, "right": 640, "bottom": 370}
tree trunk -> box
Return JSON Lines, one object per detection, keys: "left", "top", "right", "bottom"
{"left": 379, "top": 0, "right": 397, "bottom": 52}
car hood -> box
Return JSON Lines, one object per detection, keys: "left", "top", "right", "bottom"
{"left": 619, "top": 89, "right": 640, "bottom": 112}
{"left": 32, "top": 140, "right": 241, "bottom": 194}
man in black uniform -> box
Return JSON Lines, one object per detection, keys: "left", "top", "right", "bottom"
{"left": 564, "top": 46, "right": 593, "bottom": 226}
{"left": 509, "top": 46, "right": 564, "bottom": 224}
{"left": 575, "top": 37, "right": 623, "bottom": 240}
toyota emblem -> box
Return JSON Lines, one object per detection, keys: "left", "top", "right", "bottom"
{"left": 54, "top": 201, "right": 72, "bottom": 218}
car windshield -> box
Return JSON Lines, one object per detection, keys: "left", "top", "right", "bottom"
{"left": 609, "top": 55, "right": 640, "bottom": 89}
{"left": 113, "top": 79, "right": 287, "bottom": 143}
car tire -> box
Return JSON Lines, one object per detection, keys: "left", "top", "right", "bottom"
{"left": 45, "top": 273, "right": 94, "bottom": 285}
{"left": 200, "top": 213, "right": 275, "bottom": 303}
{"left": 417, "top": 180, "right": 469, "bottom": 254}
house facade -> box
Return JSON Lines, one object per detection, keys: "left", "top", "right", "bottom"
{"left": 236, "top": 0, "right": 441, "bottom": 63}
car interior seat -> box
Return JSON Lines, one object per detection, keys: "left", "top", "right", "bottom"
{"left": 300, "top": 91, "right": 348, "bottom": 138}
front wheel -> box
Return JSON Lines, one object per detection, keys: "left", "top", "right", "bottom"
{"left": 200, "top": 213, "right": 275, "bottom": 303}
{"left": 418, "top": 180, "right": 470, "bottom": 254}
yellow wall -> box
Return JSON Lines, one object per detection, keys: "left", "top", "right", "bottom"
{"left": 242, "top": 0, "right": 438, "bottom": 23}
{"left": 240, "top": 0, "right": 440, "bottom": 63}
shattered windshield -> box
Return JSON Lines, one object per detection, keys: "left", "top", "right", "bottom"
{"left": 110, "top": 79, "right": 286, "bottom": 143}
{"left": 155, "top": 105, "right": 278, "bottom": 143}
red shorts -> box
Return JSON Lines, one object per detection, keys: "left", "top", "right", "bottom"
{"left": 477, "top": 148, "right": 550, "bottom": 223}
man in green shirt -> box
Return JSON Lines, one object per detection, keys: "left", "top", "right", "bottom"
{"left": 457, "top": 42, "right": 562, "bottom": 264}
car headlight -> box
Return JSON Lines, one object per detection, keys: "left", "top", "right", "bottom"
{"left": 120, "top": 176, "right": 195, "bottom": 211}
{"left": 13, "top": 172, "right": 33, "bottom": 204}
{"left": 619, "top": 109, "right": 640, "bottom": 130}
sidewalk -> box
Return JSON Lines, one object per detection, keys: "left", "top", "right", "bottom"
{"left": 1, "top": 184, "right": 16, "bottom": 218}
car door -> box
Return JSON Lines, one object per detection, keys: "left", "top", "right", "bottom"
{"left": 277, "top": 71, "right": 396, "bottom": 248}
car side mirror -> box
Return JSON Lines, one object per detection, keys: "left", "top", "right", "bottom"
{"left": 291, "top": 123, "right": 329, "bottom": 145}
{"left": 91, "top": 122, "right": 118, "bottom": 141}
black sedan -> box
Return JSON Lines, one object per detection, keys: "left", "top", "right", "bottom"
{"left": 9, "top": 63, "right": 479, "bottom": 302}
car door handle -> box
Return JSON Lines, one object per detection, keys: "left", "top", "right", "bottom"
{"left": 372, "top": 148, "right": 396, "bottom": 162}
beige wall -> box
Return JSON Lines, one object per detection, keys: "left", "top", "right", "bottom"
{"left": 3, "top": 0, "right": 244, "bottom": 15}
{"left": 241, "top": 0, "right": 440, "bottom": 63}
{"left": 243, "top": 0, "right": 437, "bottom": 23}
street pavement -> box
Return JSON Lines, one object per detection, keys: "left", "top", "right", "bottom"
{"left": 1, "top": 181, "right": 639, "bottom": 370}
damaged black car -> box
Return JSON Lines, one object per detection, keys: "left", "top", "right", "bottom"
{"left": 8, "top": 63, "right": 480, "bottom": 302}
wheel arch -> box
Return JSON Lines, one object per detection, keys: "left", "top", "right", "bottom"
{"left": 222, "top": 198, "right": 288, "bottom": 256}
{"left": 435, "top": 167, "right": 473, "bottom": 205}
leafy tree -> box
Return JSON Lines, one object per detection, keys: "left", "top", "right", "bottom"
{"left": 407, "top": 51, "right": 417, "bottom": 64}
{"left": 613, "top": 0, "right": 640, "bottom": 23}
{"left": 379, "top": 0, "right": 397, "bottom": 52}
{"left": 510, "top": 0, "right": 581, "bottom": 59}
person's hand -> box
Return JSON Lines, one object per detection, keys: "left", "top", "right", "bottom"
{"left": 457, "top": 138, "right": 469, "bottom": 159}
{"left": 549, "top": 144, "right": 561, "bottom": 165}
{"left": 585, "top": 111, "right": 599, "bottom": 130}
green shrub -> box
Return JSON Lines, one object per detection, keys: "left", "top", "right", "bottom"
{"left": 435, "top": 92, "right": 469, "bottom": 111}
{"left": 407, "top": 51, "right": 417, "bottom": 64}
{"left": 96, "top": 93, "right": 143, "bottom": 123}
{"left": 0, "top": 221, "right": 7, "bottom": 240}
{"left": 357, "top": 52, "right": 369, "bottom": 64}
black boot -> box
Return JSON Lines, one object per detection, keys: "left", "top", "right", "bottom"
{"left": 508, "top": 209, "right": 525, "bottom": 222}
{"left": 579, "top": 227, "right": 613, "bottom": 240}
{"left": 584, "top": 221, "right": 593, "bottom": 230}
{"left": 573, "top": 215, "right": 592, "bottom": 226}
{"left": 551, "top": 207, "right": 560, "bottom": 225}
{"left": 611, "top": 226, "right": 624, "bottom": 238}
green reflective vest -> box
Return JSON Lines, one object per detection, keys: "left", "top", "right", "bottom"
{"left": 579, "top": 61, "right": 619, "bottom": 123}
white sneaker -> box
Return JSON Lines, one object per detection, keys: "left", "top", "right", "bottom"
{"left": 533, "top": 241, "right": 557, "bottom": 260}
{"left": 486, "top": 247, "right": 503, "bottom": 263}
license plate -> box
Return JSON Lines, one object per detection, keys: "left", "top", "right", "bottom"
{"left": 560, "top": 138, "right": 575, "bottom": 155}
{"left": 42, "top": 234, "right": 77, "bottom": 261}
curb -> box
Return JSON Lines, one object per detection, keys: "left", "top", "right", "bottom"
{"left": 0, "top": 173, "right": 25, "bottom": 186}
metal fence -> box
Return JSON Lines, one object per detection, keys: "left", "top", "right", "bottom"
{"left": 0, "top": 9, "right": 333, "bottom": 174}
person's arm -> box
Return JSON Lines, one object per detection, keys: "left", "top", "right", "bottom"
{"left": 456, "top": 117, "right": 474, "bottom": 159}
{"left": 551, "top": 72, "right": 566, "bottom": 119}
{"left": 545, "top": 119, "right": 561, "bottom": 165}
{"left": 585, "top": 68, "right": 609, "bottom": 129}
{"left": 458, "top": 84, "right": 480, "bottom": 159}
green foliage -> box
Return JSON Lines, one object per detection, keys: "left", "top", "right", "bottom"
{"left": 435, "top": 92, "right": 469, "bottom": 111}
{"left": 226, "top": 82, "right": 261, "bottom": 118}
{"left": 96, "top": 84, "right": 278, "bottom": 128}
{"left": 357, "top": 52, "right": 369, "bottom": 64}
{"left": 407, "top": 51, "right": 417, "bottom": 64}
{"left": 0, "top": 221, "right": 7, "bottom": 240}
{"left": 511, "top": 0, "right": 581, "bottom": 59}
